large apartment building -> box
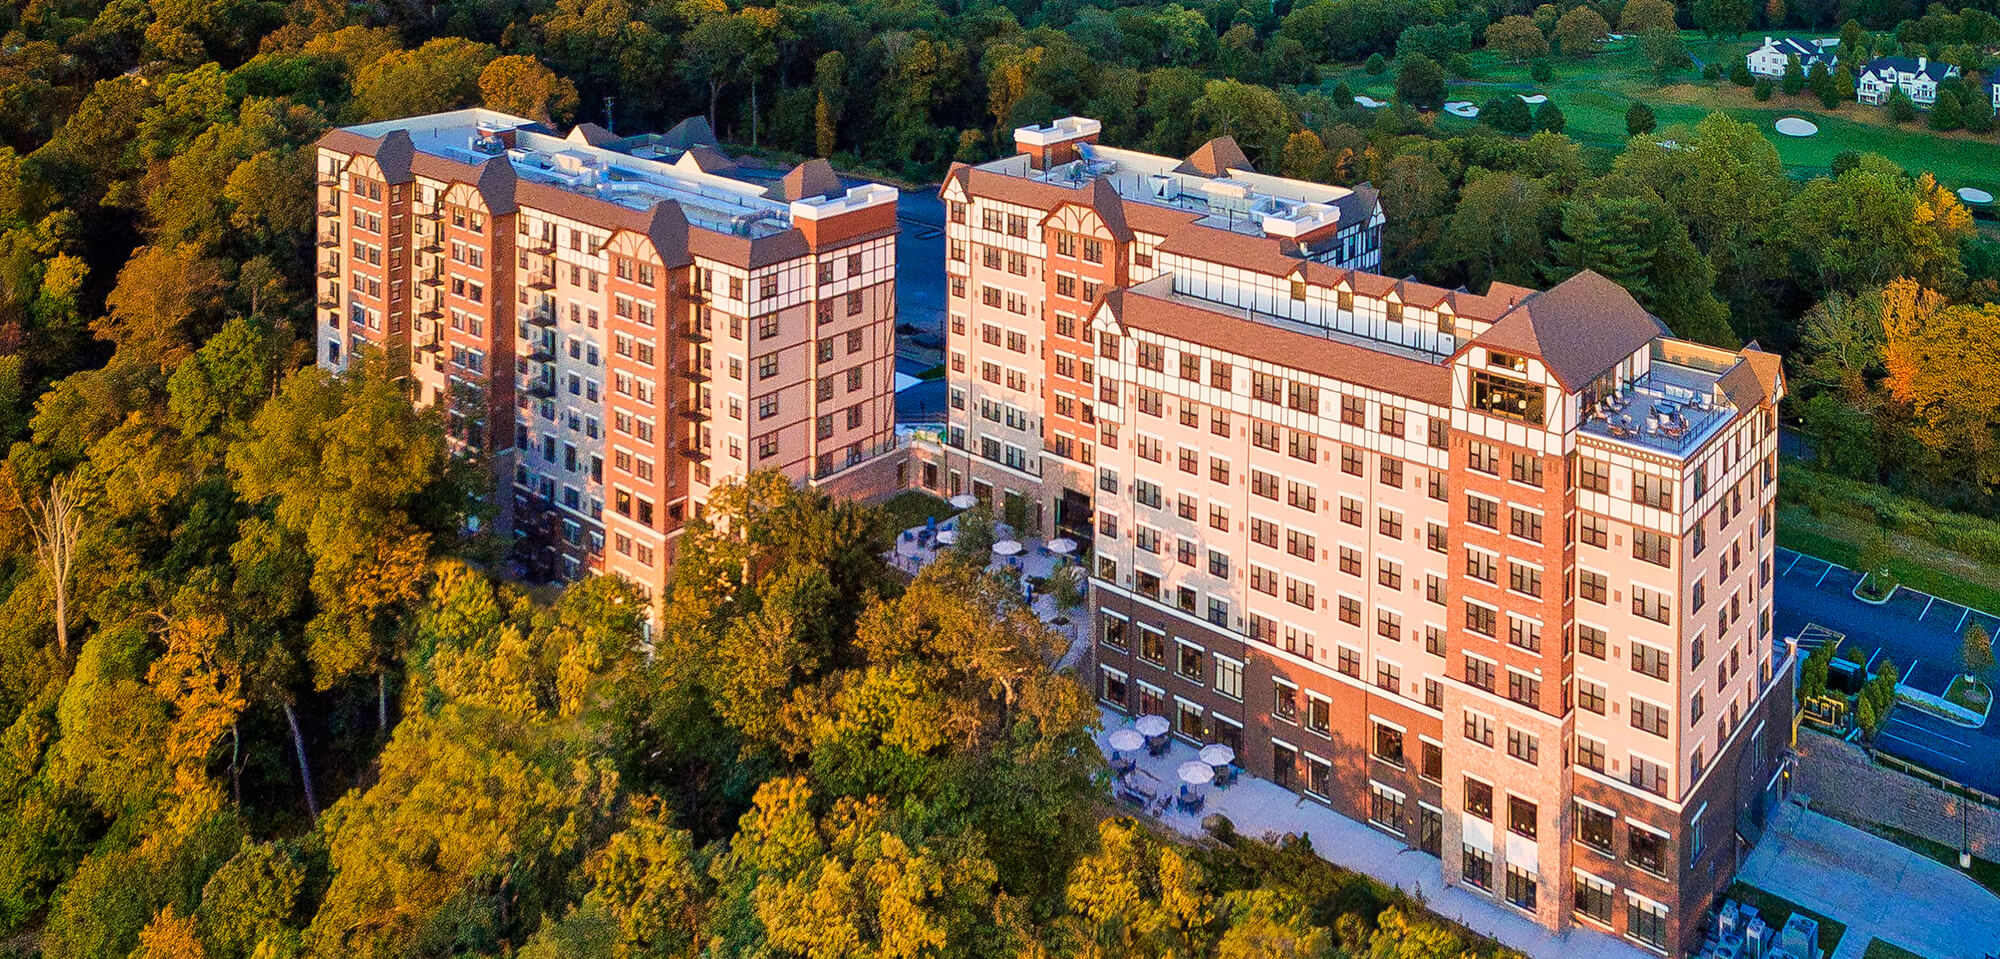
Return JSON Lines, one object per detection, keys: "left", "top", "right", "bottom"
{"left": 947, "top": 118, "right": 1793, "bottom": 956}
{"left": 313, "top": 109, "right": 901, "bottom": 596}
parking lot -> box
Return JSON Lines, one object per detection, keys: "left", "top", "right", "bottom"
{"left": 1774, "top": 547, "right": 2000, "bottom": 795}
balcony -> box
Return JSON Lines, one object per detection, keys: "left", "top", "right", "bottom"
{"left": 317, "top": 204, "right": 339, "bottom": 217}
{"left": 679, "top": 406, "right": 710, "bottom": 421}
{"left": 526, "top": 272, "right": 556, "bottom": 292}
{"left": 681, "top": 322, "right": 711, "bottom": 344}
{"left": 523, "top": 341, "right": 554, "bottom": 362}
{"left": 683, "top": 446, "right": 711, "bottom": 462}
{"left": 524, "top": 237, "right": 555, "bottom": 255}
{"left": 317, "top": 263, "right": 339, "bottom": 279}
{"left": 524, "top": 378, "right": 556, "bottom": 400}
{"left": 317, "top": 233, "right": 340, "bottom": 249}
{"left": 683, "top": 364, "right": 710, "bottom": 383}
{"left": 318, "top": 294, "right": 341, "bottom": 310}
{"left": 419, "top": 271, "right": 444, "bottom": 288}
{"left": 317, "top": 174, "right": 340, "bottom": 187}
{"left": 522, "top": 304, "right": 556, "bottom": 329}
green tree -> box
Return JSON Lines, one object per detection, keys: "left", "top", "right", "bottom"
{"left": 1554, "top": 6, "right": 1611, "bottom": 57}
{"left": 1393, "top": 54, "right": 1447, "bottom": 110}
{"left": 1364, "top": 52, "right": 1388, "bottom": 74}
{"left": 1439, "top": 170, "right": 1557, "bottom": 290}
{"left": 1618, "top": 0, "right": 1679, "bottom": 33}
{"left": 1534, "top": 100, "right": 1567, "bottom": 133}
{"left": 1627, "top": 101, "right": 1658, "bottom": 134}
{"left": 1964, "top": 622, "right": 1995, "bottom": 678}
{"left": 1856, "top": 531, "right": 1895, "bottom": 592}
{"left": 1753, "top": 76, "right": 1774, "bottom": 100}
{"left": 1279, "top": 129, "right": 1330, "bottom": 182}
{"left": 1693, "top": 0, "right": 1752, "bottom": 37}
{"left": 1481, "top": 96, "right": 1533, "bottom": 132}
{"left": 1782, "top": 54, "right": 1806, "bottom": 95}
{"left": 350, "top": 37, "right": 496, "bottom": 122}
{"left": 1799, "top": 642, "right": 1836, "bottom": 703}
{"left": 1929, "top": 88, "right": 1965, "bottom": 130}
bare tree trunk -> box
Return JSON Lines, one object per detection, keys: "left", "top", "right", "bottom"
{"left": 17, "top": 474, "right": 84, "bottom": 661}
{"left": 283, "top": 701, "right": 320, "bottom": 822}
{"left": 751, "top": 78, "right": 760, "bottom": 147}
{"left": 709, "top": 82, "right": 722, "bottom": 132}
{"left": 377, "top": 669, "right": 388, "bottom": 733}
{"left": 232, "top": 723, "right": 244, "bottom": 807}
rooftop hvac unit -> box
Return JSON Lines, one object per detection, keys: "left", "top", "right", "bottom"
{"left": 1149, "top": 174, "right": 1178, "bottom": 200}
{"left": 1718, "top": 899, "right": 1741, "bottom": 937}
{"left": 1780, "top": 915, "right": 1820, "bottom": 959}
{"left": 471, "top": 135, "right": 506, "bottom": 155}
{"left": 1743, "top": 918, "right": 1772, "bottom": 959}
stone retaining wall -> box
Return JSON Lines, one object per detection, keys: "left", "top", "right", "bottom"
{"left": 1793, "top": 727, "right": 2000, "bottom": 861}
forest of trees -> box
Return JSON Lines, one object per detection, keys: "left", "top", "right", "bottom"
{"left": 0, "top": 0, "right": 1997, "bottom": 953}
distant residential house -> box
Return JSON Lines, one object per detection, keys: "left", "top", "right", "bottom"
{"left": 1746, "top": 36, "right": 1837, "bottom": 77}
{"left": 1855, "top": 56, "right": 1960, "bottom": 105}
{"left": 1987, "top": 78, "right": 2000, "bottom": 114}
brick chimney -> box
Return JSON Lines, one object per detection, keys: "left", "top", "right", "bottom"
{"left": 1013, "top": 117, "right": 1102, "bottom": 172}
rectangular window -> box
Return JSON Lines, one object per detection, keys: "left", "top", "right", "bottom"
{"left": 1507, "top": 727, "right": 1539, "bottom": 766}
{"left": 1462, "top": 845, "right": 1493, "bottom": 892}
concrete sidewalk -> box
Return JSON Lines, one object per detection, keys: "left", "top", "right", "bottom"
{"left": 1739, "top": 800, "right": 2000, "bottom": 959}
{"left": 1093, "top": 712, "right": 1656, "bottom": 959}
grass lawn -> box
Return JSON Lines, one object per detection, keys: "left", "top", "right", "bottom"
{"left": 1863, "top": 939, "right": 1929, "bottom": 959}
{"left": 1945, "top": 676, "right": 1993, "bottom": 713}
{"left": 1313, "top": 33, "right": 2000, "bottom": 196}
{"left": 1776, "top": 504, "right": 2000, "bottom": 617}
{"left": 879, "top": 490, "right": 954, "bottom": 534}
{"left": 1723, "top": 881, "right": 1847, "bottom": 956}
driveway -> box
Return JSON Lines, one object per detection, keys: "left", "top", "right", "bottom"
{"left": 1774, "top": 547, "right": 2000, "bottom": 794}
{"left": 1741, "top": 800, "right": 2000, "bottom": 959}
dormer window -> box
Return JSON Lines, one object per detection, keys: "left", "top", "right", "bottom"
{"left": 1488, "top": 350, "right": 1528, "bottom": 372}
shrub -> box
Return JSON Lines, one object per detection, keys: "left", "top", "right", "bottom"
{"left": 1887, "top": 87, "right": 1915, "bottom": 123}
{"left": 1965, "top": 105, "right": 1995, "bottom": 134}
{"left": 1447, "top": 52, "right": 1475, "bottom": 78}
{"left": 1480, "top": 95, "right": 1534, "bottom": 132}
{"left": 1365, "top": 52, "right": 1388, "bottom": 75}
{"left": 1752, "top": 77, "right": 1774, "bottom": 101}
{"left": 1703, "top": 63, "right": 1722, "bottom": 80}
{"left": 1730, "top": 61, "right": 1754, "bottom": 86}
{"left": 1929, "top": 89, "right": 1964, "bottom": 130}
{"left": 1529, "top": 58, "right": 1554, "bottom": 83}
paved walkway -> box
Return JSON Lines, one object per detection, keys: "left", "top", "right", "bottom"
{"left": 1739, "top": 800, "right": 2000, "bottom": 959}
{"left": 1092, "top": 712, "right": 1656, "bottom": 959}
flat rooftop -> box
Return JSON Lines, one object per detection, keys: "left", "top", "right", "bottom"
{"left": 341, "top": 109, "right": 839, "bottom": 239}
{"left": 977, "top": 118, "right": 1370, "bottom": 242}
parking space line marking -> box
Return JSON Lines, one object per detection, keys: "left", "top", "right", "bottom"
{"left": 1784, "top": 552, "right": 1803, "bottom": 575}
{"left": 1815, "top": 564, "right": 1837, "bottom": 588}
{"left": 1904, "top": 659, "right": 1919, "bottom": 685}
{"left": 1887, "top": 716, "right": 1972, "bottom": 749}
{"left": 1877, "top": 731, "right": 1968, "bottom": 764}
{"left": 1920, "top": 596, "right": 1936, "bottom": 620}
{"left": 1865, "top": 647, "right": 1882, "bottom": 673}
{"left": 1958, "top": 607, "right": 1972, "bottom": 633}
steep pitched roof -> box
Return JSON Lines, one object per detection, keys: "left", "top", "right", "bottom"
{"left": 567, "top": 122, "right": 622, "bottom": 147}
{"left": 1105, "top": 283, "right": 1452, "bottom": 404}
{"left": 1175, "top": 136, "right": 1254, "bottom": 177}
{"left": 473, "top": 157, "right": 517, "bottom": 215}
{"left": 374, "top": 129, "right": 415, "bottom": 183}
{"left": 1472, "top": 270, "right": 1668, "bottom": 389}
{"left": 645, "top": 201, "right": 694, "bottom": 268}
{"left": 1861, "top": 56, "right": 1957, "bottom": 81}
{"left": 767, "top": 158, "right": 843, "bottom": 202}
{"left": 676, "top": 144, "right": 738, "bottom": 175}
{"left": 1060, "top": 176, "right": 1132, "bottom": 241}
{"left": 658, "top": 116, "right": 719, "bottom": 150}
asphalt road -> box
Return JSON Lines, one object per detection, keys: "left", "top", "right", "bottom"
{"left": 1774, "top": 546, "right": 2000, "bottom": 795}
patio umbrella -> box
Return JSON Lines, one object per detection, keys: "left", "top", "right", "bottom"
{"left": 1177, "top": 761, "right": 1215, "bottom": 786}
{"left": 1107, "top": 729, "right": 1145, "bottom": 752}
{"left": 1134, "top": 715, "right": 1170, "bottom": 737}
{"left": 992, "top": 539, "right": 1023, "bottom": 556}
{"left": 935, "top": 529, "right": 959, "bottom": 545}
{"left": 1199, "top": 744, "right": 1235, "bottom": 766}
{"left": 1046, "top": 537, "right": 1078, "bottom": 554}
{"left": 949, "top": 494, "right": 976, "bottom": 509}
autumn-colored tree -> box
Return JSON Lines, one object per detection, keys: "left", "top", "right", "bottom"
{"left": 1554, "top": 6, "right": 1611, "bottom": 56}
{"left": 1485, "top": 16, "right": 1550, "bottom": 62}
{"left": 1618, "top": 0, "right": 1679, "bottom": 33}
{"left": 478, "top": 55, "right": 581, "bottom": 125}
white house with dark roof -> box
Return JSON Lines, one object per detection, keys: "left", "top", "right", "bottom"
{"left": 1855, "top": 56, "right": 1960, "bottom": 105}
{"left": 1986, "top": 78, "right": 2000, "bottom": 114}
{"left": 1746, "top": 36, "right": 1837, "bottom": 77}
